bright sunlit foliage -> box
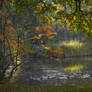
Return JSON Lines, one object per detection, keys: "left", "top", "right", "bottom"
{"left": 60, "top": 40, "right": 84, "bottom": 48}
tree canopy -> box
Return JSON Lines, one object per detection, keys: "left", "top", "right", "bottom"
{"left": 8, "top": 0, "right": 92, "bottom": 36}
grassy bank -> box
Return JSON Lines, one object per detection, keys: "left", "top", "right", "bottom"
{"left": 0, "top": 83, "right": 92, "bottom": 92}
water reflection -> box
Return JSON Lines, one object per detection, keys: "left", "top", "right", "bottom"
{"left": 10, "top": 58, "right": 92, "bottom": 85}
{"left": 64, "top": 64, "right": 84, "bottom": 71}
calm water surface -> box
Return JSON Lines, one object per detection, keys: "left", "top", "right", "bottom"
{"left": 9, "top": 57, "right": 92, "bottom": 86}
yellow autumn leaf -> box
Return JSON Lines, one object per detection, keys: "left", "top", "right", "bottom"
{"left": 38, "top": 34, "right": 43, "bottom": 38}
{"left": 73, "top": 16, "right": 76, "bottom": 20}
{"left": 36, "top": 3, "right": 42, "bottom": 9}
{"left": 66, "top": 19, "right": 70, "bottom": 23}
{"left": 36, "top": 26, "right": 40, "bottom": 31}
{"left": 47, "top": 32, "right": 57, "bottom": 35}
{"left": 6, "top": 19, "right": 11, "bottom": 25}
{"left": 42, "top": 45, "right": 52, "bottom": 51}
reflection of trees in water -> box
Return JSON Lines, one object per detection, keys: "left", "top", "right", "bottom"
{"left": 13, "top": 58, "right": 92, "bottom": 86}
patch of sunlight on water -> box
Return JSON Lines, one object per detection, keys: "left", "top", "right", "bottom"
{"left": 64, "top": 64, "right": 84, "bottom": 71}
{"left": 58, "top": 40, "right": 84, "bottom": 48}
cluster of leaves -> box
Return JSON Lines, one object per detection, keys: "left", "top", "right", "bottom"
{"left": 29, "top": 24, "right": 64, "bottom": 57}
{"left": 32, "top": 0, "right": 92, "bottom": 36}
{"left": 42, "top": 45, "right": 63, "bottom": 55}
{"left": 29, "top": 25, "right": 57, "bottom": 45}
{"left": 8, "top": 0, "right": 92, "bottom": 36}
{"left": 35, "top": 25, "right": 56, "bottom": 40}
{"left": 29, "top": 25, "right": 58, "bottom": 56}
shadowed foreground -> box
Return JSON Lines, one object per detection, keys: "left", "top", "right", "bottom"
{"left": 0, "top": 83, "right": 92, "bottom": 92}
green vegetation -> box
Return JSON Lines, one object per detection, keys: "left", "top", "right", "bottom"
{"left": 1, "top": 83, "right": 92, "bottom": 92}
{"left": 0, "top": 0, "right": 92, "bottom": 90}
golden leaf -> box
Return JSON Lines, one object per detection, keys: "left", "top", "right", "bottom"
{"left": 9, "top": 26, "right": 15, "bottom": 31}
{"left": 66, "top": 19, "right": 70, "bottom": 23}
{"left": 36, "top": 26, "right": 40, "bottom": 31}
{"left": 36, "top": 3, "right": 42, "bottom": 9}
{"left": 42, "top": 45, "right": 52, "bottom": 51}
{"left": 73, "top": 16, "right": 76, "bottom": 20}
{"left": 47, "top": 36, "right": 55, "bottom": 39}
{"left": 47, "top": 32, "right": 57, "bottom": 35}
{"left": 6, "top": 19, "right": 11, "bottom": 25}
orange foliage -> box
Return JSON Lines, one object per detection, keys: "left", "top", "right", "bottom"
{"left": 10, "top": 41, "right": 17, "bottom": 48}
{"left": 35, "top": 25, "right": 54, "bottom": 32}
{"left": 35, "top": 26, "right": 40, "bottom": 31}
{"left": 0, "top": 11, "right": 3, "bottom": 17}
{"left": 38, "top": 34, "right": 43, "bottom": 38}
{"left": 42, "top": 45, "right": 63, "bottom": 55}
{"left": 47, "top": 36, "right": 55, "bottom": 39}
{"left": 35, "top": 25, "right": 56, "bottom": 40}
{"left": 42, "top": 45, "right": 52, "bottom": 51}
{"left": 6, "top": 19, "right": 11, "bottom": 25}
{"left": 9, "top": 26, "right": 15, "bottom": 31}
{"left": 47, "top": 32, "right": 57, "bottom": 36}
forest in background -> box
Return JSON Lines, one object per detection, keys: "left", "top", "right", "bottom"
{"left": 0, "top": 0, "right": 92, "bottom": 82}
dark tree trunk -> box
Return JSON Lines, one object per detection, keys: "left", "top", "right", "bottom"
{"left": 78, "top": 0, "right": 81, "bottom": 11}
{"left": 75, "top": 0, "right": 78, "bottom": 11}
{"left": 0, "top": 1, "right": 4, "bottom": 80}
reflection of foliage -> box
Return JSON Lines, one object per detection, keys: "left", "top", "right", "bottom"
{"left": 64, "top": 64, "right": 84, "bottom": 71}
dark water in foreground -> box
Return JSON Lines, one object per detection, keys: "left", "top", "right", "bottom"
{"left": 8, "top": 57, "right": 92, "bottom": 86}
